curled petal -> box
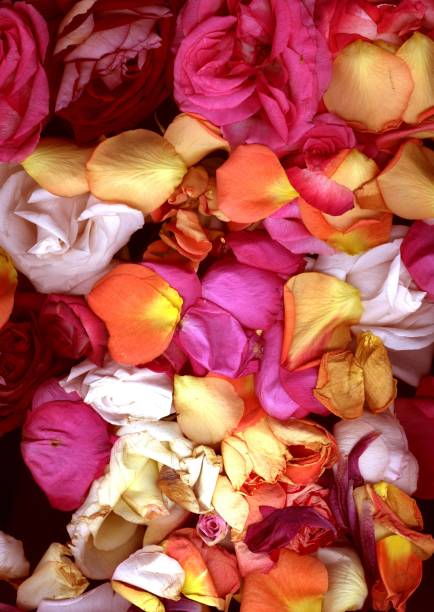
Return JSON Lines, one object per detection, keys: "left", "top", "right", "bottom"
{"left": 22, "top": 139, "right": 92, "bottom": 197}
{"left": 397, "top": 33, "right": 434, "bottom": 125}
{"left": 86, "top": 130, "right": 187, "bottom": 213}
{"left": 0, "top": 531, "right": 29, "bottom": 581}
{"left": 216, "top": 145, "right": 297, "bottom": 223}
{"left": 355, "top": 332, "right": 397, "bottom": 413}
{"left": 323, "top": 40, "right": 413, "bottom": 132}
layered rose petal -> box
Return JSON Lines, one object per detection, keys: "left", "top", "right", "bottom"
{"left": 86, "top": 130, "right": 187, "bottom": 213}
{"left": 286, "top": 167, "right": 354, "bottom": 216}
{"left": 0, "top": 248, "right": 17, "bottom": 329}
{"left": 323, "top": 40, "right": 413, "bottom": 132}
{"left": 215, "top": 145, "right": 297, "bottom": 223}
{"left": 241, "top": 549, "right": 327, "bottom": 612}
{"left": 160, "top": 210, "right": 212, "bottom": 263}
{"left": 401, "top": 221, "right": 434, "bottom": 299}
{"left": 87, "top": 264, "right": 182, "bottom": 365}
{"left": 22, "top": 139, "right": 92, "bottom": 197}
{"left": 282, "top": 272, "right": 363, "bottom": 370}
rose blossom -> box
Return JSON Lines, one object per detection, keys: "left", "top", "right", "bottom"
{"left": 196, "top": 512, "right": 229, "bottom": 546}
{"left": 53, "top": 0, "right": 182, "bottom": 143}
{"left": 0, "top": 165, "right": 144, "bottom": 294}
{"left": 40, "top": 295, "right": 108, "bottom": 365}
{"left": 0, "top": 1, "right": 49, "bottom": 162}
{"left": 174, "top": 0, "right": 331, "bottom": 155}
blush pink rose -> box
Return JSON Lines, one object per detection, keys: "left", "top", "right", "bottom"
{"left": 0, "top": 1, "right": 49, "bottom": 162}
{"left": 174, "top": 0, "right": 331, "bottom": 155}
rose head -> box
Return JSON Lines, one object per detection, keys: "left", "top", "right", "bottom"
{"left": 0, "top": 1, "right": 50, "bottom": 162}
{"left": 174, "top": 0, "right": 331, "bottom": 155}
{"left": 40, "top": 294, "right": 108, "bottom": 365}
{"left": 53, "top": 0, "right": 183, "bottom": 143}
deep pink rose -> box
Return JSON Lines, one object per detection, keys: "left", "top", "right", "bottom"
{"left": 0, "top": 293, "right": 66, "bottom": 437}
{"left": 53, "top": 0, "right": 184, "bottom": 143}
{"left": 174, "top": 0, "right": 331, "bottom": 155}
{"left": 21, "top": 379, "right": 112, "bottom": 511}
{"left": 0, "top": 1, "right": 49, "bottom": 162}
{"left": 40, "top": 294, "right": 108, "bottom": 366}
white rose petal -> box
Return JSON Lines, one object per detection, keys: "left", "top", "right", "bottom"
{"left": 0, "top": 531, "right": 30, "bottom": 581}
{"left": 316, "top": 546, "right": 368, "bottom": 612}
{"left": 37, "top": 583, "right": 130, "bottom": 612}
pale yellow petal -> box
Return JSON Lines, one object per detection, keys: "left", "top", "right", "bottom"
{"left": 397, "top": 33, "right": 434, "bottom": 124}
{"left": 212, "top": 475, "right": 249, "bottom": 534}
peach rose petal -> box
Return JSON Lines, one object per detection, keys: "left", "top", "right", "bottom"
{"left": 164, "top": 113, "right": 230, "bottom": 167}
{"left": 0, "top": 248, "right": 17, "bottom": 329}
{"left": 397, "top": 33, "right": 434, "bottom": 125}
{"left": 22, "top": 138, "right": 92, "bottom": 197}
{"left": 86, "top": 130, "right": 187, "bottom": 213}
{"left": 174, "top": 375, "right": 244, "bottom": 446}
{"left": 377, "top": 140, "right": 434, "bottom": 219}
{"left": 323, "top": 40, "right": 413, "bottom": 132}
{"left": 241, "top": 549, "right": 328, "bottom": 612}
{"left": 216, "top": 144, "right": 298, "bottom": 223}
{"left": 87, "top": 264, "right": 182, "bottom": 365}
{"left": 282, "top": 272, "right": 363, "bottom": 371}
{"left": 212, "top": 475, "right": 249, "bottom": 534}
{"left": 355, "top": 332, "right": 397, "bottom": 413}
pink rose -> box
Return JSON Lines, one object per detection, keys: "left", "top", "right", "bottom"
{"left": 40, "top": 294, "right": 108, "bottom": 366}
{"left": 174, "top": 0, "right": 331, "bottom": 155}
{"left": 0, "top": 1, "right": 49, "bottom": 162}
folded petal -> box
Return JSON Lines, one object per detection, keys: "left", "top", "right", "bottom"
{"left": 282, "top": 272, "right": 363, "bottom": 370}
{"left": 22, "top": 138, "right": 92, "bottom": 197}
{"left": 216, "top": 145, "right": 297, "bottom": 223}
{"left": 324, "top": 40, "right": 413, "bottom": 132}
{"left": 87, "top": 264, "right": 182, "bottom": 365}
{"left": 86, "top": 130, "right": 187, "bottom": 213}
{"left": 241, "top": 549, "right": 328, "bottom": 612}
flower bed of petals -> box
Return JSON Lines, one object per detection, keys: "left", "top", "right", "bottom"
{"left": 1, "top": 1, "right": 434, "bottom": 611}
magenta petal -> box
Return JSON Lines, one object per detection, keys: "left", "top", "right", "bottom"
{"left": 177, "top": 298, "right": 255, "bottom": 377}
{"left": 32, "top": 378, "right": 81, "bottom": 410}
{"left": 281, "top": 367, "right": 329, "bottom": 418}
{"left": 202, "top": 259, "right": 283, "bottom": 330}
{"left": 286, "top": 166, "right": 354, "bottom": 215}
{"left": 400, "top": 221, "right": 434, "bottom": 300}
{"left": 143, "top": 262, "right": 201, "bottom": 313}
{"left": 22, "top": 384, "right": 112, "bottom": 511}
{"left": 245, "top": 505, "right": 336, "bottom": 554}
{"left": 226, "top": 230, "right": 305, "bottom": 276}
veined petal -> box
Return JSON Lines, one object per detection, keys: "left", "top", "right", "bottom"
{"left": 0, "top": 247, "right": 17, "bottom": 329}
{"left": 164, "top": 113, "right": 230, "bottom": 167}
{"left": 212, "top": 475, "right": 249, "bottom": 534}
{"left": 397, "top": 33, "right": 434, "bottom": 125}
{"left": 316, "top": 547, "right": 368, "bottom": 612}
{"left": 22, "top": 139, "right": 93, "bottom": 197}
{"left": 215, "top": 145, "right": 297, "bottom": 223}
{"left": 86, "top": 130, "right": 187, "bottom": 213}
{"left": 355, "top": 332, "right": 396, "bottom": 413}
{"left": 282, "top": 272, "right": 363, "bottom": 370}
{"left": 323, "top": 40, "right": 413, "bottom": 132}
{"left": 241, "top": 549, "right": 328, "bottom": 612}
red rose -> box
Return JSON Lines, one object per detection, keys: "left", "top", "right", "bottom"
{"left": 39, "top": 294, "right": 108, "bottom": 366}
{"left": 52, "top": 0, "right": 184, "bottom": 143}
{"left": 0, "top": 293, "right": 67, "bottom": 436}
{"left": 0, "top": 1, "right": 49, "bottom": 162}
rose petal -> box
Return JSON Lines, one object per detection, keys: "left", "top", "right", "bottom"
{"left": 212, "top": 475, "right": 249, "bottom": 533}
{"left": 0, "top": 248, "right": 17, "bottom": 329}
{"left": 0, "top": 531, "right": 29, "bottom": 581}
{"left": 401, "top": 221, "right": 434, "bottom": 300}
{"left": 316, "top": 546, "right": 368, "bottom": 612}
{"left": 37, "top": 583, "right": 130, "bottom": 612}
{"left": 286, "top": 167, "right": 354, "bottom": 216}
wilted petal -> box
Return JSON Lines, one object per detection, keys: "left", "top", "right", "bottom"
{"left": 354, "top": 332, "right": 396, "bottom": 413}
{"left": 241, "top": 549, "right": 328, "bottom": 612}
{"left": 324, "top": 40, "right": 413, "bottom": 132}
{"left": 37, "top": 583, "right": 130, "bottom": 612}
{"left": 216, "top": 145, "right": 297, "bottom": 223}
{"left": 22, "top": 139, "right": 92, "bottom": 197}
{"left": 164, "top": 114, "right": 230, "bottom": 167}
{"left": 316, "top": 546, "right": 368, "bottom": 612}
{"left": 282, "top": 272, "right": 363, "bottom": 370}
{"left": 87, "top": 130, "right": 187, "bottom": 213}
{"left": 397, "top": 33, "right": 434, "bottom": 124}
{"left": 0, "top": 531, "right": 29, "bottom": 581}
{"left": 17, "top": 544, "right": 88, "bottom": 611}
{"left": 0, "top": 247, "right": 17, "bottom": 329}
{"left": 87, "top": 264, "right": 182, "bottom": 365}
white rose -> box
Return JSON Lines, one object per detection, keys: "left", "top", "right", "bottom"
{"left": 61, "top": 359, "right": 173, "bottom": 426}
{"left": 0, "top": 165, "right": 143, "bottom": 294}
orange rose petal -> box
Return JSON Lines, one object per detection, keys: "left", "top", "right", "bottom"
{"left": 164, "top": 113, "right": 230, "bottom": 166}
{"left": 216, "top": 144, "right": 297, "bottom": 223}
{"left": 323, "top": 40, "right": 413, "bottom": 132}
{"left": 0, "top": 248, "right": 17, "bottom": 329}
{"left": 377, "top": 139, "right": 434, "bottom": 219}
{"left": 355, "top": 332, "right": 397, "bottom": 413}
{"left": 86, "top": 130, "right": 187, "bottom": 213}
{"left": 355, "top": 178, "right": 388, "bottom": 211}
{"left": 230, "top": 375, "right": 266, "bottom": 432}
{"left": 245, "top": 482, "right": 287, "bottom": 528}
{"left": 22, "top": 138, "right": 92, "bottom": 197}
{"left": 282, "top": 272, "right": 363, "bottom": 370}
{"left": 397, "top": 33, "right": 434, "bottom": 125}
{"left": 241, "top": 549, "right": 328, "bottom": 612}
{"left": 373, "top": 535, "right": 422, "bottom": 612}
{"left": 160, "top": 209, "right": 212, "bottom": 263}
{"left": 87, "top": 264, "right": 182, "bottom": 365}
{"left": 314, "top": 350, "right": 365, "bottom": 419}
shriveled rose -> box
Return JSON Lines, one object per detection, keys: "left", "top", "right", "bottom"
{"left": 53, "top": 0, "right": 183, "bottom": 143}
{"left": 0, "top": 1, "right": 49, "bottom": 162}
{"left": 174, "top": 0, "right": 331, "bottom": 155}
